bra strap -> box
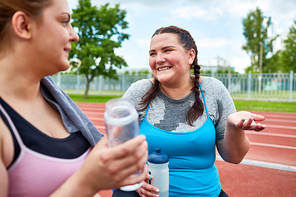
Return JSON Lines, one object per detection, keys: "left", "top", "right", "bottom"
{"left": 199, "top": 82, "right": 209, "bottom": 118}
{"left": 0, "top": 103, "right": 25, "bottom": 147}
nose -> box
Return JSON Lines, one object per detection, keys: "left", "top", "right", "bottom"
{"left": 155, "top": 53, "right": 165, "bottom": 64}
{"left": 69, "top": 26, "right": 79, "bottom": 42}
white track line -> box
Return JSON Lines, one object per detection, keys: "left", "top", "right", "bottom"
{"left": 89, "top": 117, "right": 104, "bottom": 121}
{"left": 83, "top": 111, "right": 104, "bottom": 115}
{"left": 261, "top": 115, "right": 296, "bottom": 119}
{"left": 264, "top": 124, "right": 296, "bottom": 130}
{"left": 264, "top": 119, "right": 296, "bottom": 123}
{"left": 246, "top": 131, "right": 296, "bottom": 138}
{"left": 250, "top": 142, "right": 296, "bottom": 150}
{"left": 96, "top": 126, "right": 105, "bottom": 130}
{"left": 216, "top": 156, "right": 296, "bottom": 172}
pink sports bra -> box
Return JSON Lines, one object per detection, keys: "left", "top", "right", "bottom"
{"left": 0, "top": 102, "right": 91, "bottom": 197}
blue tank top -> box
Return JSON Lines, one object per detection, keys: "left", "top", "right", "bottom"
{"left": 140, "top": 86, "right": 221, "bottom": 196}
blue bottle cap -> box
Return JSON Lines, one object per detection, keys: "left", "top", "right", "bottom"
{"left": 148, "top": 148, "right": 169, "bottom": 164}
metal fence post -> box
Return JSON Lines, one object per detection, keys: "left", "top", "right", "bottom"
{"left": 77, "top": 73, "right": 80, "bottom": 94}
{"left": 248, "top": 71, "right": 251, "bottom": 100}
{"left": 228, "top": 68, "right": 231, "bottom": 92}
{"left": 122, "top": 73, "right": 125, "bottom": 93}
{"left": 98, "top": 75, "right": 103, "bottom": 94}
{"left": 289, "top": 70, "right": 293, "bottom": 102}
{"left": 57, "top": 72, "right": 61, "bottom": 87}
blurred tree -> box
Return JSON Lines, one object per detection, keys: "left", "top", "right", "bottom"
{"left": 264, "top": 20, "right": 296, "bottom": 73}
{"left": 280, "top": 20, "right": 296, "bottom": 72}
{"left": 264, "top": 50, "right": 282, "bottom": 73}
{"left": 216, "top": 68, "right": 238, "bottom": 74}
{"left": 242, "top": 7, "right": 278, "bottom": 73}
{"left": 69, "top": 0, "right": 129, "bottom": 98}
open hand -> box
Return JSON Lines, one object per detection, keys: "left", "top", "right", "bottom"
{"left": 227, "top": 111, "right": 266, "bottom": 132}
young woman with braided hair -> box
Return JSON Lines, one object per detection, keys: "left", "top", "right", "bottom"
{"left": 112, "top": 26, "right": 266, "bottom": 197}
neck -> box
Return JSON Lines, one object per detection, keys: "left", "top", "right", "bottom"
{"left": 0, "top": 55, "right": 42, "bottom": 101}
{"left": 160, "top": 79, "right": 193, "bottom": 99}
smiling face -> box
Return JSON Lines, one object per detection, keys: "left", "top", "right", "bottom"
{"left": 29, "top": 0, "right": 79, "bottom": 76}
{"left": 149, "top": 33, "right": 195, "bottom": 87}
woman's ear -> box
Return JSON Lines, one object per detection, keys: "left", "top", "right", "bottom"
{"left": 11, "top": 11, "right": 32, "bottom": 40}
{"left": 188, "top": 48, "right": 196, "bottom": 65}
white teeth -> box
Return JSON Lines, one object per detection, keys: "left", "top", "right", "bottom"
{"left": 158, "top": 67, "right": 170, "bottom": 71}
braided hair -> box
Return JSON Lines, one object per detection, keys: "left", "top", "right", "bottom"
{"left": 139, "top": 26, "right": 204, "bottom": 126}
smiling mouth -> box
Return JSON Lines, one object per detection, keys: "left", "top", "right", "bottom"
{"left": 157, "top": 67, "right": 171, "bottom": 71}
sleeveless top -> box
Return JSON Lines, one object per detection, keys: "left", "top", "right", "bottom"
{"left": 0, "top": 98, "right": 91, "bottom": 197}
{"left": 139, "top": 86, "right": 221, "bottom": 197}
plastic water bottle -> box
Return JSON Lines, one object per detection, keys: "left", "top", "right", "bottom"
{"left": 104, "top": 98, "right": 143, "bottom": 191}
{"left": 148, "top": 148, "right": 169, "bottom": 197}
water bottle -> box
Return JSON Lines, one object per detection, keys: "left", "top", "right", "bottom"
{"left": 148, "top": 148, "right": 169, "bottom": 197}
{"left": 104, "top": 98, "right": 143, "bottom": 191}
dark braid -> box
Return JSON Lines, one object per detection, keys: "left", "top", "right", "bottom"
{"left": 187, "top": 64, "right": 204, "bottom": 126}
{"left": 138, "top": 79, "right": 161, "bottom": 111}
{"left": 139, "top": 26, "right": 204, "bottom": 126}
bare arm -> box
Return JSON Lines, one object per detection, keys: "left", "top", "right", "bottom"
{"left": 216, "top": 111, "right": 266, "bottom": 164}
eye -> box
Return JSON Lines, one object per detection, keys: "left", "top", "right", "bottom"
{"left": 164, "top": 49, "right": 172, "bottom": 53}
{"left": 62, "top": 20, "right": 70, "bottom": 26}
{"left": 149, "top": 52, "right": 156, "bottom": 57}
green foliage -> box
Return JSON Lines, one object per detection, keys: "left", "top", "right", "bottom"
{"left": 69, "top": 0, "right": 129, "bottom": 98}
{"left": 242, "top": 7, "right": 278, "bottom": 73}
{"left": 123, "top": 69, "right": 151, "bottom": 77}
{"left": 68, "top": 94, "right": 121, "bottom": 103}
{"left": 200, "top": 70, "right": 212, "bottom": 74}
{"left": 264, "top": 50, "right": 283, "bottom": 73}
{"left": 264, "top": 20, "right": 296, "bottom": 73}
{"left": 233, "top": 100, "right": 296, "bottom": 113}
{"left": 281, "top": 20, "right": 296, "bottom": 72}
{"left": 216, "top": 68, "right": 238, "bottom": 74}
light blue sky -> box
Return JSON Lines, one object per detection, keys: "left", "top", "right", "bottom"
{"left": 68, "top": 0, "right": 296, "bottom": 73}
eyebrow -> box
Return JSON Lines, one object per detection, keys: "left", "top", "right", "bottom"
{"left": 149, "top": 46, "right": 175, "bottom": 53}
{"left": 61, "top": 12, "right": 71, "bottom": 20}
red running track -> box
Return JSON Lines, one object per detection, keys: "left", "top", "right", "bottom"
{"left": 76, "top": 103, "right": 296, "bottom": 197}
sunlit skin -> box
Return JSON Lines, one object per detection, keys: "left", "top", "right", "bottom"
{"left": 28, "top": 0, "right": 79, "bottom": 77}
{"left": 149, "top": 33, "right": 195, "bottom": 98}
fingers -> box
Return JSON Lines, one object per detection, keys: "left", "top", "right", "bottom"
{"left": 104, "top": 138, "right": 148, "bottom": 187}
{"left": 120, "top": 164, "right": 148, "bottom": 189}
{"left": 252, "top": 114, "right": 265, "bottom": 121}
{"left": 137, "top": 184, "right": 160, "bottom": 197}
{"left": 117, "top": 147, "right": 148, "bottom": 182}
{"left": 110, "top": 135, "right": 147, "bottom": 159}
{"left": 145, "top": 173, "right": 153, "bottom": 182}
{"left": 140, "top": 182, "right": 160, "bottom": 197}
{"left": 228, "top": 111, "right": 266, "bottom": 132}
{"left": 239, "top": 118, "right": 266, "bottom": 131}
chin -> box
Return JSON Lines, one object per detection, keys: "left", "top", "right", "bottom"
{"left": 60, "top": 62, "right": 70, "bottom": 72}
{"left": 156, "top": 75, "right": 172, "bottom": 83}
